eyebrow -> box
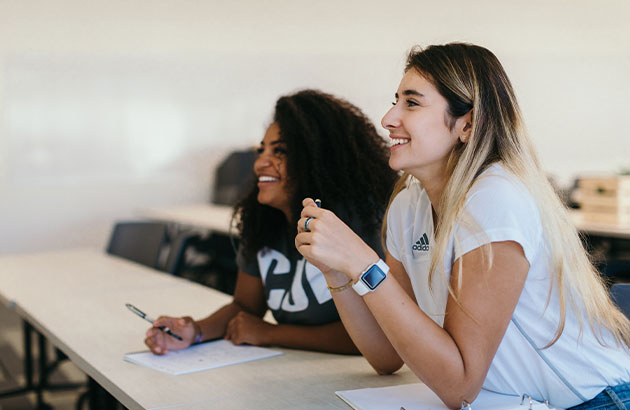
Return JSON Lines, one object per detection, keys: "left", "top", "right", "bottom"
{"left": 259, "top": 139, "right": 286, "bottom": 146}
{"left": 397, "top": 89, "right": 425, "bottom": 98}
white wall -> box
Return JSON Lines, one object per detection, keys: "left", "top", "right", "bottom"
{"left": 1, "top": 0, "right": 629, "bottom": 253}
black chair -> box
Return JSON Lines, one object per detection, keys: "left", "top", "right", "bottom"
{"left": 106, "top": 221, "right": 169, "bottom": 269}
{"left": 174, "top": 234, "right": 238, "bottom": 294}
{"left": 212, "top": 150, "right": 256, "bottom": 206}
{"left": 610, "top": 283, "right": 630, "bottom": 319}
{"left": 164, "top": 231, "right": 202, "bottom": 275}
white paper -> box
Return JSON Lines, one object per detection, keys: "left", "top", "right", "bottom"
{"left": 336, "top": 383, "right": 555, "bottom": 410}
{"left": 124, "top": 339, "right": 282, "bottom": 375}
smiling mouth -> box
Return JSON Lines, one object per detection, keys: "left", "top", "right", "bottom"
{"left": 258, "top": 175, "right": 279, "bottom": 183}
{"left": 390, "top": 137, "right": 410, "bottom": 147}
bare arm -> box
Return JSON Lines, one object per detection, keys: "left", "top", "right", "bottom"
{"left": 352, "top": 242, "right": 528, "bottom": 408}
{"left": 295, "top": 200, "right": 529, "bottom": 407}
{"left": 322, "top": 253, "right": 415, "bottom": 372}
{"left": 145, "top": 269, "right": 266, "bottom": 354}
{"left": 220, "top": 269, "right": 358, "bottom": 354}
{"left": 195, "top": 269, "right": 268, "bottom": 341}
{"left": 237, "top": 318, "right": 358, "bottom": 354}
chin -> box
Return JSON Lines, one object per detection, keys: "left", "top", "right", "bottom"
{"left": 388, "top": 158, "right": 404, "bottom": 172}
{"left": 256, "top": 194, "right": 271, "bottom": 206}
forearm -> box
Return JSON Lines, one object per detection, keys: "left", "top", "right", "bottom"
{"left": 195, "top": 302, "right": 245, "bottom": 341}
{"left": 326, "top": 272, "right": 403, "bottom": 373}
{"left": 266, "top": 320, "right": 359, "bottom": 354}
{"left": 362, "top": 277, "right": 477, "bottom": 408}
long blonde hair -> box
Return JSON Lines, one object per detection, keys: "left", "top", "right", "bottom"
{"left": 384, "top": 43, "right": 630, "bottom": 348}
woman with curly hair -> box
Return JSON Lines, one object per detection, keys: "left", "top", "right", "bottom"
{"left": 144, "top": 89, "right": 397, "bottom": 354}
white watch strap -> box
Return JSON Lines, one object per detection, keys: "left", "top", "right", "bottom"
{"left": 352, "top": 259, "right": 389, "bottom": 296}
{"left": 352, "top": 277, "right": 371, "bottom": 296}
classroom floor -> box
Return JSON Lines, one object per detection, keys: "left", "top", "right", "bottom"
{"left": 0, "top": 303, "right": 87, "bottom": 410}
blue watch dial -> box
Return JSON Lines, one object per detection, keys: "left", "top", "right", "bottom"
{"left": 361, "top": 265, "right": 387, "bottom": 290}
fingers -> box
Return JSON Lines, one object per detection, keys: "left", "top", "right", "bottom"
{"left": 298, "top": 210, "right": 329, "bottom": 235}
{"left": 300, "top": 199, "right": 324, "bottom": 218}
{"left": 225, "top": 314, "right": 240, "bottom": 344}
{"left": 145, "top": 328, "right": 168, "bottom": 355}
{"left": 153, "top": 316, "right": 177, "bottom": 328}
{"left": 146, "top": 316, "right": 195, "bottom": 353}
{"left": 225, "top": 311, "right": 263, "bottom": 346}
{"left": 302, "top": 197, "right": 316, "bottom": 207}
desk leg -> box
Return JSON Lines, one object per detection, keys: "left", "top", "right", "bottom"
{"left": 86, "top": 377, "right": 121, "bottom": 410}
{"left": 24, "top": 321, "right": 34, "bottom": 389}
{"left": 37, "top": 332, "right": 52, "bottom": 410}
{"left": 0, "top": 321, "right": 83, "bottom": 408}
{"left": 0, "top": 322, "right": 35, "bottom": 399}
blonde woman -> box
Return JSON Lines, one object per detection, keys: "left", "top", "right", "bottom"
{"left": 295, "top": 43, "right": 630, "bottom": 409}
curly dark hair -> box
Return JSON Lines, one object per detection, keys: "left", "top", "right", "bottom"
{"left": 235, "top": 89, "right": 397, "bottom": 263}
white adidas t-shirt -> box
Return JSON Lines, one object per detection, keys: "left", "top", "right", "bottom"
{"left": 386, "top": 164, "right": 630, "bottom": 408}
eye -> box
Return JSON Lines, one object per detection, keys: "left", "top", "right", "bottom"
{"left": 406, "top": 99, "right": 419, "bottom": 107}
{"left": 255, "top": 146, "right": 264, "bottom": 155}
{"left": 273, "top": 147, "right": 287, "bottom": 156}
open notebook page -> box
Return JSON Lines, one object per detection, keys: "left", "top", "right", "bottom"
{"left": 124, "top": 339, "right": 282, "bottom": 375}
{"left": 336, "top": 383, "right": 556, "bottom": 410}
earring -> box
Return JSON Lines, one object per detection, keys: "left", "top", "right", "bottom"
{"left": 460, "top": 136, "right": 468, "bottom": 143}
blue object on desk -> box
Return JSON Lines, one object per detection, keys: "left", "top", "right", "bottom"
{"left": 610, "top": 283, "right": 630, "bottom": 319}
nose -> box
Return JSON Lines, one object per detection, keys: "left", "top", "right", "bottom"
{"left": 253, "top": 154, "right": 270, "bottom": 173}
{"left": 381, "top": 104, "right": 401, "bottom": 131}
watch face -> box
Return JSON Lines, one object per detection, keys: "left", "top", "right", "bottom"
{"left": 361, "top": 265, "right": 387, "bottom": 290}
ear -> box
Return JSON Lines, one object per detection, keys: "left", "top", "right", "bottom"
{"left": 457, "top": 110, "right": 473, "bottom": 143}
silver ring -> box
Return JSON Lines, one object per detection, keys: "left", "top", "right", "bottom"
{"left": 305, "top": 217, "right": 314, "bottom": 232}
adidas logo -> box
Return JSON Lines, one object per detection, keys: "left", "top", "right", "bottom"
{"left": 412, "top": 233, "right": 430, "bottom": 252}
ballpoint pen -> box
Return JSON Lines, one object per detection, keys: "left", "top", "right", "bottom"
{"left": 125, "top": 303, "right": 183, "bottom": 341}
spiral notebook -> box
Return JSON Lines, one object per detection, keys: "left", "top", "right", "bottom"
{"left": 336, "top": 383, "right": 558, "bottom": 410}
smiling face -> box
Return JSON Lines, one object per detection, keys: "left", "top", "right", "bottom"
{"left": 381, "top": 69, "right": 463, "bottom": 182}
{"left": 253, "top": 122, "right": 292, "bottom": 219}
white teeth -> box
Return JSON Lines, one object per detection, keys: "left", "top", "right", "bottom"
{"left": 391, "top": 138, "right": 409, "bottom": 146}
{"left": 259, "top": 176, "right": 279, "bottom": 182}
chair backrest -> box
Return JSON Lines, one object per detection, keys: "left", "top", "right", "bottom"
{"left": 164, "top": 231, "right": 201, "bottom": 275}
{"left": 610, "top": 283, "right": 630, "bottom": 319}
{"left": 106, "top": 221, "right": 169, "bottom": 269}
{"left": 212, "top": 150, "right": 256, "bottom": 206}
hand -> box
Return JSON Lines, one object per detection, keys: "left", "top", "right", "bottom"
{"left": 144, "top": 316, "right": 197, "bottom": 355}
{"left": 294, "top": 199, "right": 335, "bottom": 275}
{"left": 295, "top": 198, "right": 379, "bottom": 280}
{"left": 224, "top": 311, "right": 274, "bottom": 346}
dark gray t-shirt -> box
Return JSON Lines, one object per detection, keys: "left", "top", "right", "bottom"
{"left": 236, "top": 220, "right": 383, "bottom": 326}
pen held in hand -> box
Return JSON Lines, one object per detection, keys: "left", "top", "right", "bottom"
{"left": 125, "top": 303, "right": 183, "bottom": 341}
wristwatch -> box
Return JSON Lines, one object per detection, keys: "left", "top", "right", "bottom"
{"left": 352, "top": 259, "right": 389, "bottom": 296}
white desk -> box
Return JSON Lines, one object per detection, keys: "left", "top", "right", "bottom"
{"left": 137, "top": 204, "right": 236, "bottom": 235}
{"left": 138, "top": 204, "right": 630, "bottom": 240}
{"left": 569, "top": 210, "right": 630, "bottom": 239}
{"left": 0, "top": 249, "right": 415, "bottom": 410}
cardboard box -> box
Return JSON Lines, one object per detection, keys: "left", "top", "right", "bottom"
{"left": 578, "top": 176, "right": 630, "bottom": 225}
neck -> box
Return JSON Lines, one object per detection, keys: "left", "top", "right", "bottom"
{"left": 423, "top": 178, "right": 445, "bottom": 222}
{"left": 409, "top": 166, "right": 448, "bottom": 221}
{"left": 280, "top": 206, "right": 292, "bottom": 223}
